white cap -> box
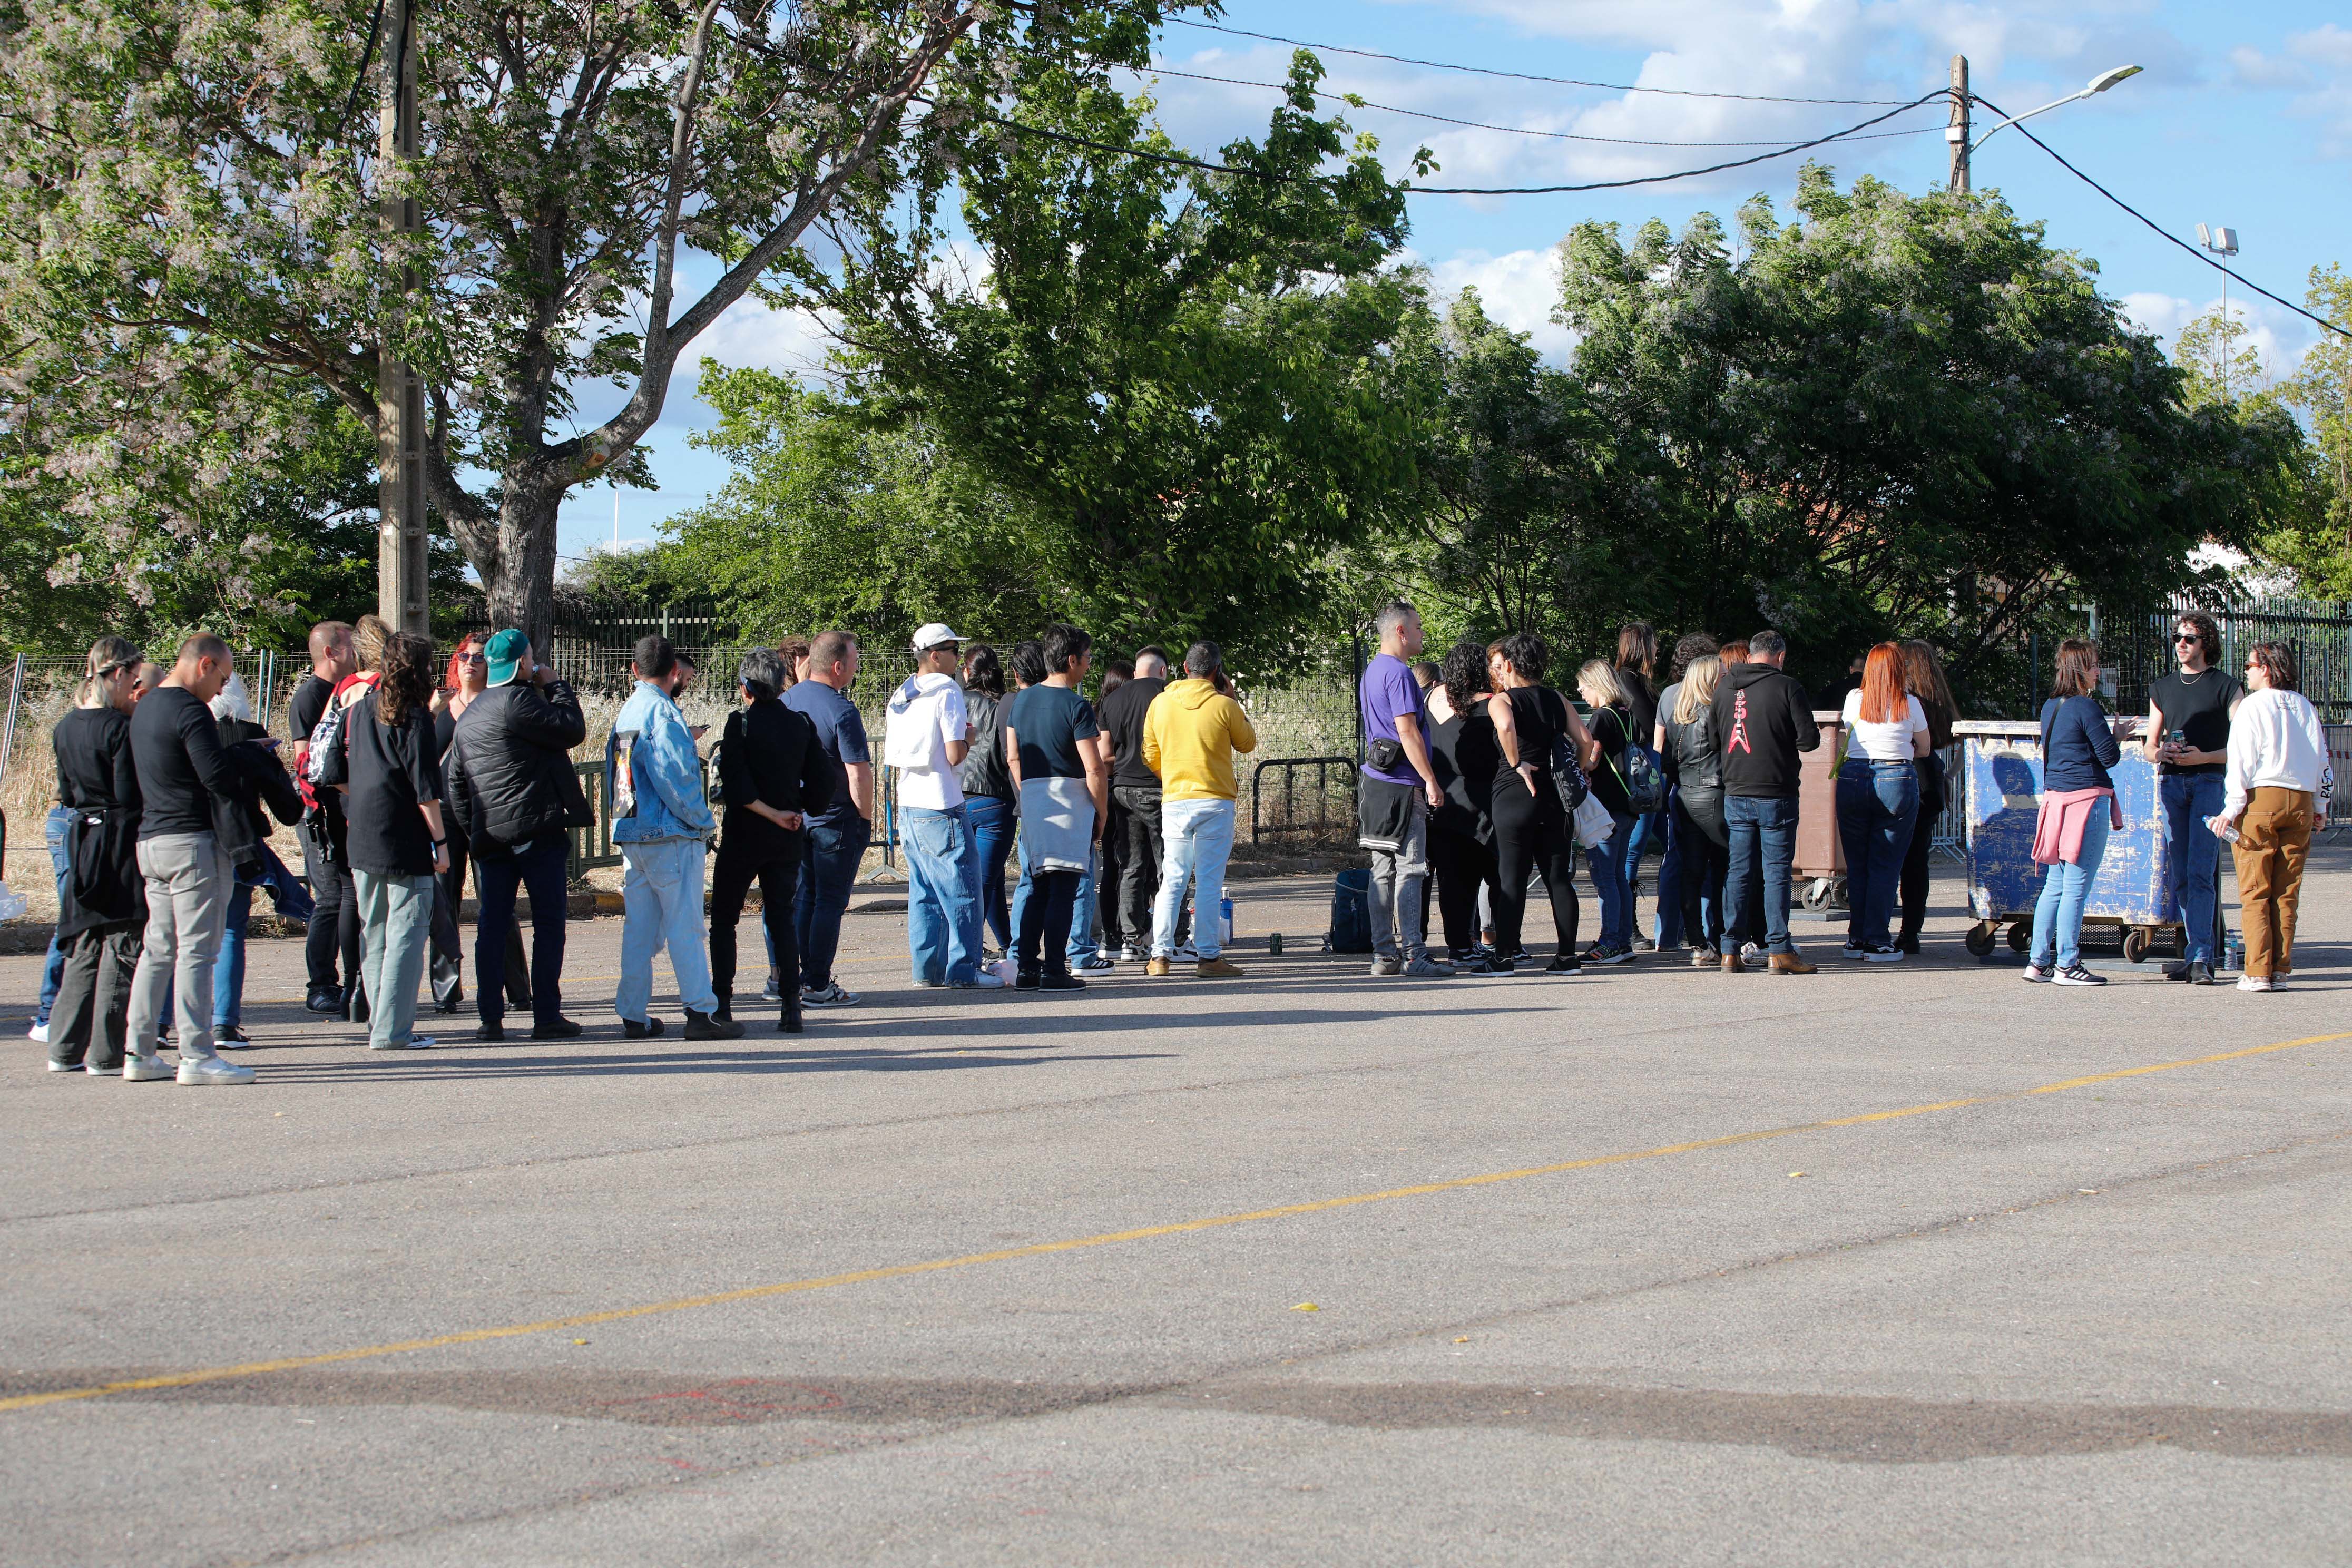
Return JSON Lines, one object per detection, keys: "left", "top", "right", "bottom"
{"left": 910, "top": 622, "right": 962, "bottom": 652}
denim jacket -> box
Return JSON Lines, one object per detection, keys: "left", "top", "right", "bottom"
{"left": 607, "top": 682, "right": 713, "bottom": 844}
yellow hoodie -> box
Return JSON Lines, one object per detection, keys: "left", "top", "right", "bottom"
{"left": 1141, "top": 678, "right": 1258, "bottom": 802}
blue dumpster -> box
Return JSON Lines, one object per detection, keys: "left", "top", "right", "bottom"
{"left": 1953, "top": 720, "right": 2188, "bottom": 964}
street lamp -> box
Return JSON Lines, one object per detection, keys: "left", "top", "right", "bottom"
{"left": 2199, "top": 224, "right": 2242, "bottom": 402}
{"left": 1969, "top": 64, "right": 2143, "bottom": 154}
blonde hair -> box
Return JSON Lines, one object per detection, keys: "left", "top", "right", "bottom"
{"left": 1674, "top": 656, "right": 1721, "bottom": 724}
{"left": 1576, "top": 659, "right": 1623, "bottom": 708}
{"left": 77, "top": 636, "right": 143, "bottom": 707}
{"left": 352, "top": 613, "right": 393, "bottom": 673}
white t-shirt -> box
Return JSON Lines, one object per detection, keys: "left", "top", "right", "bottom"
{"left": 1841, "top": 689, "right": 1927, "bottom": 762}
{"left": 884, "top": 672, "right": 969, "bottom": 810}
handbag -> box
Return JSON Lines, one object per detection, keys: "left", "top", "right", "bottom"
{"left": 1538, "top": 689, "right": 1590, "bottom": 811}
{"left": 1570, "top": 790, "right": 1616, "bottom": 848}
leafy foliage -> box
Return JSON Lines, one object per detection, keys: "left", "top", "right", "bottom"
{"left": 1554, "top": 170, "right": 2309, "bottom": 701}
{"left": 2252, "top": 267, "right": 2352, "bottom": 597}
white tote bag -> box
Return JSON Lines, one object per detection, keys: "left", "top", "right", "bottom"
{"left": 1570, "top": 790, "right": 1616, "bottom": 849}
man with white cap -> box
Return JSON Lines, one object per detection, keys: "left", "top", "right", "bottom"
{"left": 884, "top": 624, "right": 1003, "bottom": 989}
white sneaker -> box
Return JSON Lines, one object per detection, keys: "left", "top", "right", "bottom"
{"left": 177, "top": 1055, "right": 255, "bottom": 1085}
{"left": 369, "top": 1036, "right": 434, "bottom": 1050}
{"left": 45, "top": 1058, "right": 76, "bottom": 1072}
{"left": 123, "top": 1055, "right": 175, "bottom": 1082}
{"left": 1120, "top": 945, "right": 1148, "bottom": 964}
{"left": 801, "top": 983, "right": 862, "bottom": 1008}
{"left": 1173, "top": 943, "right": 1199, "bottom": 963}
{"left": 2021, "top": 963, "right": 2053, "bottom": 983}
{"left": 2236, "top": 975, "right": 2269, "bottom": 992}
{"left": 27, "top": 1021, "right": 48, "bottom": 1044}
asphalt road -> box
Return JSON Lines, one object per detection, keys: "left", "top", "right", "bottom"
{"left": 2, "top": 856, "right": 2348, "bottom": 1566}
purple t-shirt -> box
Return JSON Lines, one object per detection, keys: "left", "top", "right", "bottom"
{"left": 1359, "top": 652, "right": 1428, "bottom": 786}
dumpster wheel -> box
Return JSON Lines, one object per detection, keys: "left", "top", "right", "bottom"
{"left": 1965, "top": 921, "right": 1997, "bottom": 957}
{"left": 2122, "top": 926, "right": 2153, "bottom": 964}
{"left": 2006, "top": 921, "right": 2031, "bottom": 954}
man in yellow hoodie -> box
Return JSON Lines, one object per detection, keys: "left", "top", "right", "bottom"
{"left": 1141, "top": 641, "right": 1258, "bottom": 978}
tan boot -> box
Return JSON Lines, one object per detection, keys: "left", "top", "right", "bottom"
{"left": 1145, "top": 957, "right": 1172, "bottom": 978}
{"left": 1769, "top": 952, "right": 1818, "bottom": 975}
{"left": 1720, "top": 951, "right": 1747, "bottom": 974}
{"left": 1197, "top": 956, "right": 1246, "bottom": 979}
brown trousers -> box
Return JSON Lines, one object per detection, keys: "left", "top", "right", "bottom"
{"left": 2232, "top": 786, "right": 2312, "bottom": 978}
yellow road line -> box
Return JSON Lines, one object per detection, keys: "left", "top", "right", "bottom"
{"left": 6, "top": 1030, "right": 2345, "bottom": 1416}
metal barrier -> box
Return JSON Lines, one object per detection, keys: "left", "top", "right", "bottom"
{"left": 1250, "top": 756, "right": 1358, "bottom": 845}
{"left": 567, "top": 760, "right": 623, "bottom": 879}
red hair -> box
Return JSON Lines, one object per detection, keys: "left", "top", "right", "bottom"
{"left": 444, "top": 631, "right": 487, "bottom": 692}
{"left": 1857, "top": 641, "right": 1909, "bottom": 724}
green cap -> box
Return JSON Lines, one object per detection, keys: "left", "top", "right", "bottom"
{"left": 485, "top": 629, "right": 532, "bottom": 686}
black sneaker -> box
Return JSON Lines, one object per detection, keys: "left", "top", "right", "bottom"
{"left": 1015, "top": 969, "right": 1043, "bottom": 990}
{"left": 1895, "top": 933, "right": 1920, "bottom": 955}
{"left": 621, "top": 1016, "right": 665, "bottom": 1039}
{"left": 531, "top": 1016, "right": 583, "bottom": 1040}
{"left": 682, "top": 1009, "right": 745, "bottom": 1041}
{"left": 1841, "top": 938, "right": 1867, "bottom": 960}
{"left": 475, "top": 1022, "right": 507, "bottom": 1042}
{"left": 1544, "top": 956, "right": 1581, "bottom": 974}
{"left": 214, "top": 1024, "right": 251, "bottom": 1047}
{"left": 304, "top": 988, "right": 341, "bottom": 1014}
{"left": 2053, "top": 964, "right": 2106, "bottom": 987}
{"left": 2187, "top": 960, "right": 2216, "bottom": 985}
{"left": 2163, "top": 961, "right": 2191, "bottom": 982}
{"left": 1040, "top": 972, "right": 1087, "bottom": 992}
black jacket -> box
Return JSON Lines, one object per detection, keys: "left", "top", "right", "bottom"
{"left": 53, "top": 706, "right": 144, "bottom": 939}
{"left": 1714, "top": 662, "right": 1820, "bottom": 798}
{"left": 216, "top": 716, "right": 306, "bottom": 855}
{"left": 445, "top": 679, "right": 591, "bottom": 854}
{"left": 718, "top": 697, "right": 837, "bottom": 857}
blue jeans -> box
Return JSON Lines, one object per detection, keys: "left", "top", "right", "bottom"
{"left": 36, "top": 805, "right": 70, "bottom": 1025}
{"left": 1013, "top": 838, "right": 1101, "bottom": 966}
{"left": 475, "top": 837, "right": 570, "bottom": 1028}
{"left": 618, "top": 838, "right": 718, "bottom": 1020}
{"left": 1835, "top": 758, "right": 1919, "bottom": 949}
{"left": 966, "top": 796, "right": 1017, "bottom": 950}
{"left": 2031, "top": 808, "right": 2112, "bottom": 971}
{"left": 904, "top": 803, "right": 985, "bottom": 986}
{"left": 1584, "top": 810, "right": 1637, "bottom": 952}
{"left": 791, "top": 814, "right": 868, "bottom": 991}
{"left": 1652, "top": 803, "right": 1684, "bottom": 948}
{"left": 2159, "top": 771, "right": 2227, "bottom": 962}
{"left": 212, "top": 877, "right": 255, "bottom": 1029}
{"left": 1725, "top": 794, "right": 1801, "bottom": 955}
{"left": 1154, "top": 798, "right": 1236, "bottom": 960}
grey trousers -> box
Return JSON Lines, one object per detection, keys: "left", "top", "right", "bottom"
{"left": 355, "top": 869, "right": 436, "bottom": 1050}
{"left": 50, "top": 923, "right": 141, "bottom": 1070}
{"left": 127, "top": 832, "right": 229, "bottom": 1062}
{"left": 1368, "top": 801, "right": 1430, "bottom": 962}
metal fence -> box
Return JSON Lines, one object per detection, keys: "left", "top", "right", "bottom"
{"left": 2100, "top": 594, "right": 2352, "bottom": 721}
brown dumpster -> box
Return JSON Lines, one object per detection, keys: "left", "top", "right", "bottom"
{"left": 1791, "top": 710, "right": 1847, "bottom": 907}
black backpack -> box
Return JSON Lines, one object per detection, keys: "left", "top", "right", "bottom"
{"left": 1325, "top": 867, "right": 1373, "bottom": 953}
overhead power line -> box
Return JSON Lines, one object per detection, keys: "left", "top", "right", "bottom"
{"left": 1164, "top": 18, "right": 1918, "bottom": 106}
{"left": 1974, "top": 95, "right": 2352, "bottom": 345}
{"left": 1132, "top": 64, "right": 1945, "bottom": 149}
{"left": 960, "top": 93, "right": 1945, "bottom": 198}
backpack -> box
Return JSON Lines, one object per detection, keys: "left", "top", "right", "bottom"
{"left": 1324, "top": 867, "right": 1373, "bottom": 953}
{"left": 1596, "top": 703, "right": 1667, "bottom": 815}
{"left": 304, "top": 701, "right": 349, "bottom": 788}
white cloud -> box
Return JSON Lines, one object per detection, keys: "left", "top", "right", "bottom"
{"left": 1426, "top": 247, "right": 1577, "bottom": 362}
{"left": 692, "top": 295, "right": 838, "bottom": 381}
{"left": 2119, "top": 289, "right": 2314, "bottom": 383}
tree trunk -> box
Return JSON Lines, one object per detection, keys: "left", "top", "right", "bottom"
{"left": 479, "top": 464, "right": 570, "bottom": 661}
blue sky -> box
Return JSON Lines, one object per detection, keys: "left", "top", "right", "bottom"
{"left": 556, "top": 0, "right": 2352, "bottom": 569}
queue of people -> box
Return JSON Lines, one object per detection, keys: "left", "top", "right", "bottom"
{"left": 28, "top": 605, "right": 2335, "bottom": 1082}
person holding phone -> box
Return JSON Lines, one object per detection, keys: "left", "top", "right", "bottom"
{"left": 1139, "top": 640, "right": 1256, "bottom": 979}
{"left": 2142, "top": 612, "right": 2242, "bottom": 985}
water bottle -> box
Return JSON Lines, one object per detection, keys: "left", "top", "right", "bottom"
{"left": 2204, "top": 814, "right": 2241, "bottom": 844}
{"left": 1220, "top": 895, "right": 1235, "bottom": 946}
{"left": 2226, "top": 933, "right": 2245, "bottom": 973}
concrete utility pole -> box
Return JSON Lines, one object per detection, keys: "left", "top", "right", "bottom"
{"left": 377, "top": 0, "right": 430, "bottom": 636}
{"left": 1946, "top": 55, "right": 1971, "bottom": 193}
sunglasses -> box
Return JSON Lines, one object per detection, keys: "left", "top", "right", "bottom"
{"left": 457, "top": 652, "right": 487, "bottom": 664}
{"left": 2174, "top": 633, "right": 2203, "bottom": 644}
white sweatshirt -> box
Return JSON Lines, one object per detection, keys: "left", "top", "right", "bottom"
{"left": 2223, "top": 687, "right": 2330, "bottom": 813}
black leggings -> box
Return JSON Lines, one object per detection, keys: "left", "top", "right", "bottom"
{"left": 1428, "top": 827, "right": 1498, "bottom": 958}
{"left": 711, "top": 836, "right": 802, "bottom": 1014}
{"left": 1489, "top": 781, "right": 1580, "bottom": 956}
{"left": 1018, "top": 868, "right": 1081, "bottom": 977}
{"left": 1899, "top": 755, "right": 1945, "bottom": 939}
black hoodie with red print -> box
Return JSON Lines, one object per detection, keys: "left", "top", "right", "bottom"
{"left": 1713, "top": 662, "right": 1821, "bottom": 797}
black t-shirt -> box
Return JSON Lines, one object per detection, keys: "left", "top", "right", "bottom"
{"left": 1097, "top": 675, "right": 1167, "bottom": 789}
{"left": 289, "top": 674, "right": 334, "bottom": 748}
{"left": 1490, "top": 688, "right": 1566, "bottom": 807}
{"left": 1616, "top": 668, "right": 1657, "bottom": 746}
{"left": 2149, "top": 669, "right": 2241, "bottom": 777}
{"left": 1006, "top": 684, "right": 1098, "bottom": 780}
{"left": 343, "top": 700, "right": 442, "bottom": 876}
{"left": 1432, "top": 710, "right": 1499, "bottom": 840}
{"left": 1587, "top": 703, "right": 1634, "bottom": 817}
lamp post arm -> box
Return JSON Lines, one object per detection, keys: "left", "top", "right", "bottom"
{"left": 1969, "top": 89, "right": 2090, "bottom": 153}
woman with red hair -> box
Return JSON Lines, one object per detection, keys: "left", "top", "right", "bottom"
{"left": 426, "top": 632, "right": 531, "bottom": 1016}
{"left": 1835, "top": 642, "right": 1930, "bottom": 959}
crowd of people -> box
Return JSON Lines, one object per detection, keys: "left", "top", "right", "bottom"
{"left": 24, "top": 601, "right": 2333, "bottom": 1082}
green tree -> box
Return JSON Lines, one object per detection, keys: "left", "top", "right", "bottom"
{"left": 1555, "top": 169, "right": 2307, "bottom": 702}
{"left": 1374, "top": 287, "right": 1611, "bottom": 653}
{"left": 2253, "top": 266, "right": 2352, "bottom": 596}
{"left": 658, "top": 360, "right": 1056, "bottom": 643}
{"left": 0, "top": 0, "right": 1177, "bottom": 647}
{"left": 811, "top": 56, "right": 1425, "bottom": 672}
